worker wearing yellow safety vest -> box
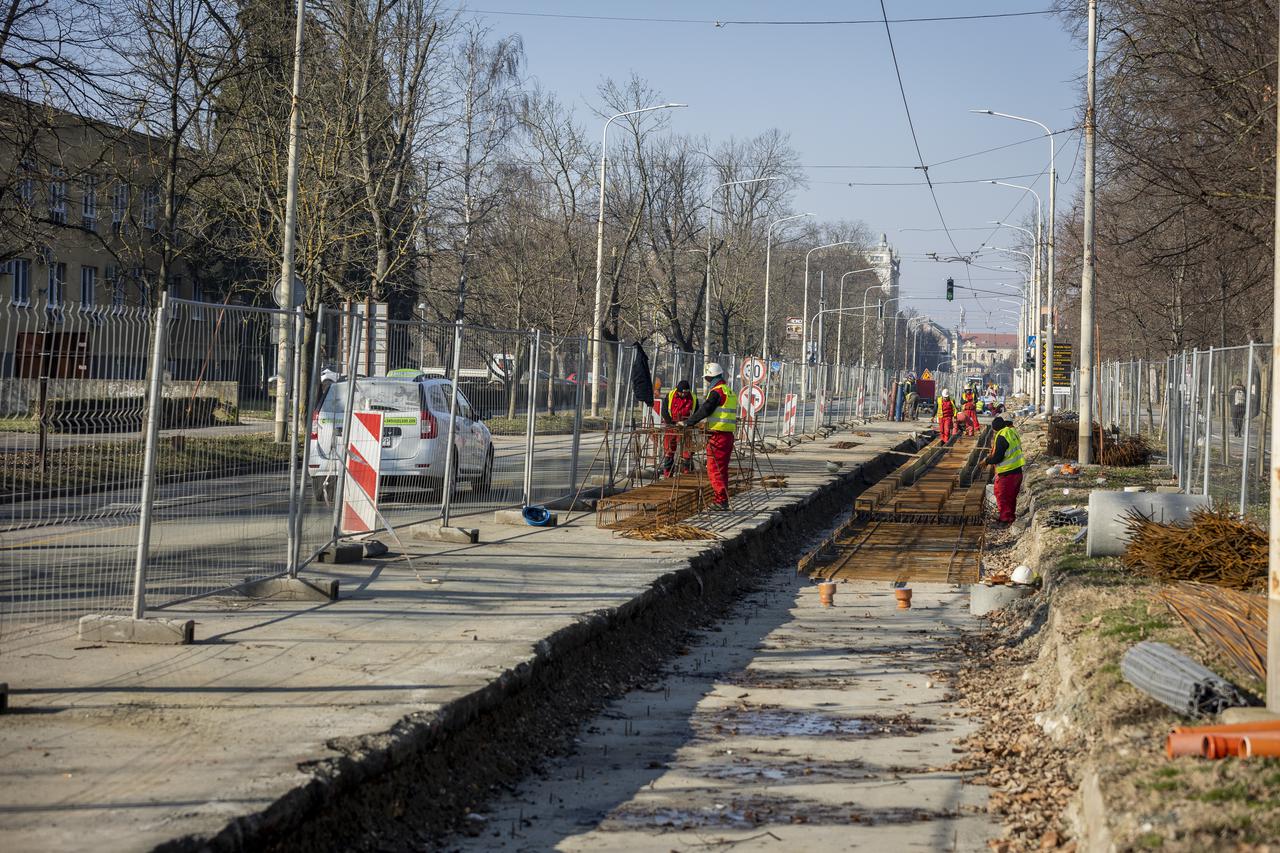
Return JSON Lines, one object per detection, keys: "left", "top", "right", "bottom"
{"left": 984, "top": 416, "right": 1024, "bottom": 525}
{"left": 678, "top": 362, "right": 738, "bottom": 510}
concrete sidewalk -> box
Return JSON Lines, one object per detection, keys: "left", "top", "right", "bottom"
{"left": 0, "top": 420, "right": 924, "bottom": 852}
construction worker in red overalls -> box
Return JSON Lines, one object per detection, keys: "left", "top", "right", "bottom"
{"left": 937, "top": 388, "right": 956, "bottom": 443}
{"left": 660, "top": 380, "right": 697, "bottom": 477}
{"left": 961, "top": 386, "right": 979, "bottom": 436}
{"left": 678, "top": 363, "right": 738, "bottom": 511}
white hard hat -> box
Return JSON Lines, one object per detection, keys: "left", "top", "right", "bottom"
{"left": 941, "top": 388, "right": 950, "bottom": 398}
{"left": 703, "top": 362, "right": 725, "bottom": 378}
{"left": 1011, "top": 565, "right": 1033, "bottom": 585}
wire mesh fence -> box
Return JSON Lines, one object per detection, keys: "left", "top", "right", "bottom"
{"left": 2, "top": 295, "right": 927, "bottom": 645}
{"left": 1095, "top": 344, "right": 1270, "bottom": 524}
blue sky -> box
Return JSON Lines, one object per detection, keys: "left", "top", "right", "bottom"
{"left": 457, "top": 1, "right": 1085, "bottom": 335}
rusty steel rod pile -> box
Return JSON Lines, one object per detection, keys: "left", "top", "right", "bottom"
{"left": 1046, "top": 416, "right": 1150, "bottom": 466}
{"left": 1157, "top": 582, "right": 1266, "bottom": 684}
{"left": 1121, "top": 507, "right": 1267, "bottom": 590}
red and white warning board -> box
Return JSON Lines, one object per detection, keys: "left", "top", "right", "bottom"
{"left": 783, "top": 393, "right": 797, "bottom": 436}
{"left": 856, "top": 386, "right": 866, "bottom": 418}
{"left": 341, "top": 411, "right": 384, "bottom": 535}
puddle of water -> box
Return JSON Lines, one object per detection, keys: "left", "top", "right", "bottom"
{"left": 698, "top": 755, "right": 874, "bottom": 783}
{"left": 606, "top": 796, "right": 954, "bottom": 830}
{"left": 700, "top": 708, "right": 927, "bottom": 739}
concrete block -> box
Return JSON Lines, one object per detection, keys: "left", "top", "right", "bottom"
{"left": 969, "top": 583, "right": 1033, "bottom": 616}
{"left": 412, "top": 525, "right": 480, "bottom": 544}
{"left": 1219, "top": 707, "right": 1280, "bottom": 725}
{"left": 78, "top": 614, "right": 195, "bottom": 645}
{"left": 237, "top": 577, "right": 339, "bottom": 602}
{"left": 494, "top": 509, "right": 559, "bottom": 527}
{"left": 1154, "top": 485, "right": 1181, "bottom": 494}
{"left": 318, "top": 542, "right": 364, "bottom": 563}
{"left": 1086, "top": 491, "right": 1210, "bottom": 557}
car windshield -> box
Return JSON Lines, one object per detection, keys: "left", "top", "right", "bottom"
{"left": 322, "top": 380, "right": 418, "bottom": 414}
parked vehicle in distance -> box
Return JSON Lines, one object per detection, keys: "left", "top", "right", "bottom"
{"left": 309, "top": 373, "right": 493, "bottom": 501}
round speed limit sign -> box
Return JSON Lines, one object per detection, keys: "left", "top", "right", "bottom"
{"left": 740, "top": 357, "right": 767, "bottom": 385}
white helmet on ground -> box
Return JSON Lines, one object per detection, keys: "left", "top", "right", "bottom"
{"left": 703, "top": 362, "right": 725, "bottom": 379}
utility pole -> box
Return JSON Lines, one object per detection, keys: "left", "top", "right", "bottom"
{"left": 1266, "top": 0, "right": 1280, "bottom": 712}
{"left": 273, "top": 0, "right": 306, "bottom": 444}
{"left": 1076, "top": 0, "right": 1097, "bottom": 463}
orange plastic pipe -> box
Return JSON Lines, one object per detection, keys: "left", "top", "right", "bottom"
{"left": 1166, "top": 732, "right": 1207, "bottom": 759}
{"left": 1171, "top": 719, "right": 1280, "bottom": 736}
{"left": 1242, "top": 736, "right": 1280, "bottom": 758}
{"left": 1202, "top": 733, "right": 1280, "bottom": 759}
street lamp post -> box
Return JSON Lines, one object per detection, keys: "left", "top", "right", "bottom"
{"left": 988, "top": 179, "right": 1043, "bottom": 408}
{"left": 590, "top": 102, "right": 687, "bottom": 416}
{"left": 834, "top": 267, "right": 879, "bottom": 396}
{"left": 974, "top": 111, "right": 1056, "bottom": 416}
{"left": 990, "top": 219, "right": 1040, "bottom": 402}
{"left": 761, "top": 212, "right": 814, "bottom": 360}
{"left": 801, "top": 240, "right": 861, "bottom": 397}
{"left": 704, "top": 176, "right": 779, "bottom": 358}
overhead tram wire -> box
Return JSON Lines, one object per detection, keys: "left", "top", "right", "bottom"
{"left": 448, "top": 8, "right": 1057, "bottom": 27}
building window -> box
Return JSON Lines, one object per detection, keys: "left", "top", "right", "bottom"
{"left": 49, "top": 168, "right": 67, "bottom": 224}
{"left": 82, "top": 174, "right": 98, "bottom": 228}
{"left": 112, "top": 182, "right": 129, "bottom": 231}
{"left": 6, "top": 258, "right": 31, "bottom": 304}
{"left": 18, "top": 162, "right": 34, "bottom": 208}
{"left": 47, "top": 261, "right": 66, "bottom": 307}
{"left": 106, "top": 265, "right": 124, "bottom": 309}
{"left": 80, "top": 265, "right": 96, "bottom": 305}
{"left": 142, "top": 184, "right": 159, "bottom": 230}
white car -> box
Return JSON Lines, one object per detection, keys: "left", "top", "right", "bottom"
{"left": 308, "top": 373, "right": 494, "bottom": 501}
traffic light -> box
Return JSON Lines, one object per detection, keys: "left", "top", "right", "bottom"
{"left": 946, "top": 277, "right": 954, "bottom": 302}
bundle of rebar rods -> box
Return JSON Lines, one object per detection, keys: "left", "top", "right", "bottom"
{"left": 1121, "top": 507, "right": 1266, "bottom": 590}
{"left": 1046, "top": 416, "right": 1150, "bottom": 465}
{"left": 1157, "top": 582, "right": 1266, "bottom": 683}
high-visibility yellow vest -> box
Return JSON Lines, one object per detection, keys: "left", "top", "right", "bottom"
{"left": 667, "top": 388, "right": 697, "bottom": 414}
{"left": 707, "top": 381, "right": 738, "bottom": 432}
{"left": 996, "top": 426, "right": 1024, "bottom": 474}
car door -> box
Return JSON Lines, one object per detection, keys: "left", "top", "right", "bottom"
{"left": 453, "top": 387, "right": 485, "bottom": 470}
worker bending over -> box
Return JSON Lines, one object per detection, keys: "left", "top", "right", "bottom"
{"left": 961, "top": 386, "right": 979, "bottom": 436}
{"left": 985, "top": 416, "right": 1024, "bottom": 525}
{"left": 678, "top": 363, "right": 738, "bottom": 511}
{"left": 660, "top": 380, "right": 697, "bottom": 477}
{"left": 937, "top": 388, "right": 956, "bottom": 443}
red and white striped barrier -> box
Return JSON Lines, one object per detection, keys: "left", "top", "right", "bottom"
{"left": 341, "top": 411, "right": 384, "bottom": 535}
{"left": 857, "top": 386, "right": 866, "bottom": 418}
{"left": 783, "top": 393, "right": 797, "bottom": 436}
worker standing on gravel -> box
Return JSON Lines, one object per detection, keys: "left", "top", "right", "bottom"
{"left": 985, "top": 416, "right": 1024, "bottom": 525}
{"left": 660, "top": 380, "right": 697, "bottom": 477}
{"left": 961, "top": 385, "right": 979, "bottom": 436}
{"left": 938, "top": 389, "right": 956, "bottom": 443}
{"left": 679, "top": 363, "right": 738, "bottom": 511}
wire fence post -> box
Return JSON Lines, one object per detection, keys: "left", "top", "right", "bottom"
{"left": 290, "top": 304, "right": 323, "bottom": 577}
{"left": 1242, "top": 341, "right": 1257, "bottom": 516}
{"left": 285, "top": 305, "right": 304, "bottom": 576}
{"left": 522, "top": 329, "right": 540, "bottom": 506}
{"left": 569, "top": 336, "right": 585, "bottom": 493}
{"left": 440, "top": 319, "right": 464, "bottom": 528}
{"left": 130, "top": 291, "right": 169, "bottom": 620}
{"left": 1203, "top": 346, "right": 1214, "bottom": 495}
{"left": 330, "top": 316, "right": 363, "bottom": 543}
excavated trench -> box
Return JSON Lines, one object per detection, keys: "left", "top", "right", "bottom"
{"left": 206, "top": 436, "right": 937, "bottom": 853}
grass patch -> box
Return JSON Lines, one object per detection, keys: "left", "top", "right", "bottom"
{"left": 1194, "top": 782, "right": 1252, "bottom": 804}
{"left": 1, "top": 433, "right": 291, "bottom": 500}
{"left": 1096, "top": 600, "right": 1170, "bottom": 643}
{"left": 1134, "top": 832, "right": 1164, "bottom": 849}
{"left": 485, "top": 413, "right": 608, "bottom": 435}
{"left": 0, "top": 416, "right": 37, "bottom": 433}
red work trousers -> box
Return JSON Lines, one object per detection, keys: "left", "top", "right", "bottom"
{"left": 939, "top": 416, "right": 954, "bottom": 443}
{"left": 705, "top": 430, "right": 735, "bottom": 505}
{"left": 993, "top": 469, "right": 1023, "bottom": 523}
{"left": 663, "top": 431, "right": 692, "bottom": 461}
{"left": 962, "top": 409, "right": 978, "bottom": 435}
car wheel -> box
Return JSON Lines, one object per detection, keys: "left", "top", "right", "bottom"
{"left": 473, "top": 447, "right": 494, "bottom": 496}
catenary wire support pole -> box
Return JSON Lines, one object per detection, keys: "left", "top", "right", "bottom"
{"left": 1076, "top": 0, "right": 1098, "bottom": 461}
{"left": 1241, "top": 342, "right": 1256, "bottom": 516}
{"left": 131, "top": 290, "right": 169, "bottom": 619}
{"left": 523, "top": 329, "right": 541, "bottom": 506}
{"left": 1269, "top": 10, "right": 1280, "bottom": 708}
{"left": 440, "top": 319, "right": 464, "bottom": 528}
{"left": 590, "top": 103, "right": 686, "bottom": 418}
{"left": 274, "top": 0, "right": 306, "bottom": 444}
{"left": 330, "top": 315, "right": 362, "bottom": 544}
